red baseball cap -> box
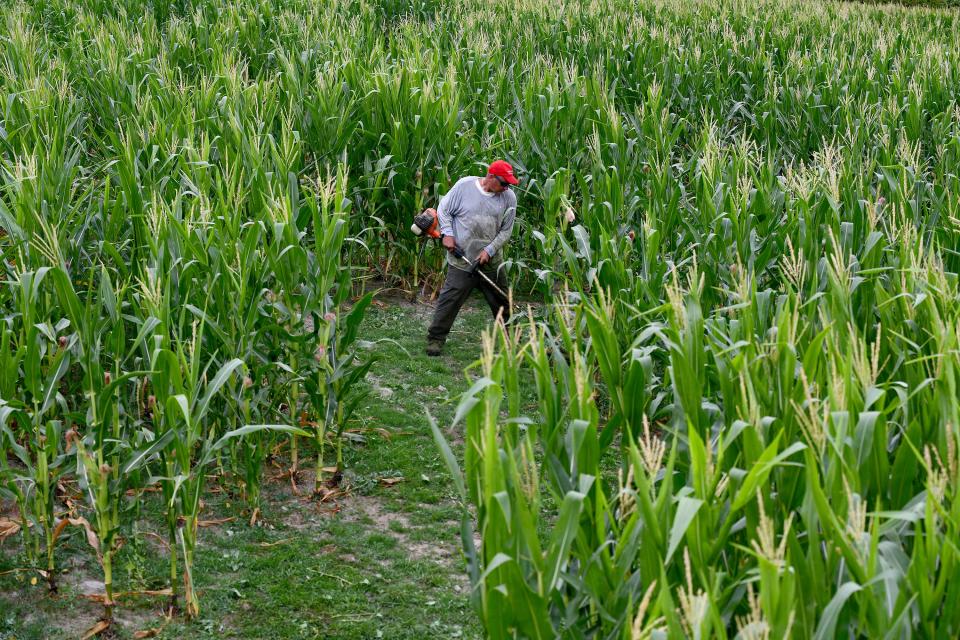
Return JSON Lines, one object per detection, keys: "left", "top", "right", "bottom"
{"left": 487, "top": 160, "right": 520, "bottom": 185}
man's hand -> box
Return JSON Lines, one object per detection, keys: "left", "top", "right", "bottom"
{"left": 442, "top": 235, "right": 457, "bottom": 252}
{"left": 477, "top": 250, "right": 491, "bottom": 265}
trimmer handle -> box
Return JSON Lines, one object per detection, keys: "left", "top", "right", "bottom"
{"left": 451, "top": 246, "right": 480, "bottom": 273}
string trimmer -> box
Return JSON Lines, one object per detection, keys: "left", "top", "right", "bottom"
{"left": 411, "top": 209, "right": 509, "bottom": 302}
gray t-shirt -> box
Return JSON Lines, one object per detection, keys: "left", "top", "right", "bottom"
{"left": 437, "top": 176, "right": 517, "bottom": 272}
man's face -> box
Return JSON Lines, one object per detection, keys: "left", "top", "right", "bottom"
{"left": 484, "top": 174, "right": 510, "bottom": 193}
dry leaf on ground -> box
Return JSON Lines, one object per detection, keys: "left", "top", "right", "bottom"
{"left": 0, "top": 518, "right": 21, "bottom": 540}
{"left": 81, "top": 620, "right": 111, "bottom": 640}
{"left": 198, "top": 517, "right": 236, "bottom": 527}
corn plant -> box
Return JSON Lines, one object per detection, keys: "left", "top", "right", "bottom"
{"left": 0, "top": 267, "right": 75, "bottom": 593}
{"left": 144, "top": 336, "right": 305, "bottom": 618}
{"left": 303, "top": 293, "right": 376, "bottom": 492}
{"left": 50, "top": 264, "right": 185, "bottom": 623}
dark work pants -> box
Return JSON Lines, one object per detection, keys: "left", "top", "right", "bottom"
{"left": 427, "top": 266, "right": 510, "bottom": 343}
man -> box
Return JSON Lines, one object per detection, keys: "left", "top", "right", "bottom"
{"left": 424, "top": 160, "right": 519, "bottom": 356}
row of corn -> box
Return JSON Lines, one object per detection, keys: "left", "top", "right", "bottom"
{"left": 0, "top": 160, "right": 373, "bottom": 622}
{"left": 429, "top": 0, "right": 960, "bottom": 637}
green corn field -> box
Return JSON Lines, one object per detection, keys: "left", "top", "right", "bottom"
{"left": 2, "top": 0, "right": 960, "bottom": 637}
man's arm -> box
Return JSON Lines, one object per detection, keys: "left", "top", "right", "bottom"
{"left": 436, "top": 183, "right": 461, "bottom": 238}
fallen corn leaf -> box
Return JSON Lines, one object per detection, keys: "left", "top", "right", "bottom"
{"left": 198, "top": 517, "right": 236, "bottom": 528}
{"left": 120, "top": 588, "right": 173, "bottom": 598}
{"left": 81, "top": 619, "right": 111, "bottom": 639}
{"left": 257, "top": 538, "right": 293, "bottom": 548}
{"left": 83, "top": 588, "right": 173, "bottom": 603}
{"left": 378, "top": 477, "right": 404, "bottom": 487}
{"left": 134, "top": 629, "right": 163, "bottom": 639}
{"left": 313, "top": 486, "right": 343, "bottom": 502}
{"left": 0, "top": 518, "right": 21, "bottom": 540}
{"left": 82, "top": 594, "right": 109, "bottom": 603}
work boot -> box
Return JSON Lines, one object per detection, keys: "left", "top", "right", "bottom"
{"left": 425, "top": 339, "right": 444, "bottom": 357}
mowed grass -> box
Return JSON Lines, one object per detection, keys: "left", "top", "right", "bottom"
{"left": 1, "top": 299, "right": 494, "bottom": 640}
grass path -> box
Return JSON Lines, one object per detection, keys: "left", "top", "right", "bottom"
{"left": 1, "top": 296, "right": 497, "bottom": 640}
